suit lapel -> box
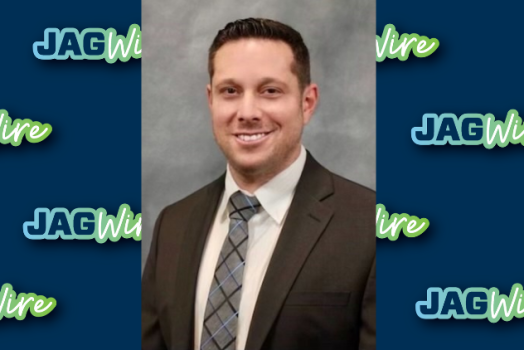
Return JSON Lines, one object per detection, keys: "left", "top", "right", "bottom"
{"left": 170, "top": 175, "right": 224, "bottom": 349}
{"left": 245, "top": 154, "right": 335, "bottom": 350}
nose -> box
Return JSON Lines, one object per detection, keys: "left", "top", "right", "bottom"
{"left": 237, "top": 93, "right": 261, "bottom": 122}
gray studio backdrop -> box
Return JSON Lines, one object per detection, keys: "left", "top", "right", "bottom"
{"left": 142, "top": 0, "right": 376, "bottom": 271}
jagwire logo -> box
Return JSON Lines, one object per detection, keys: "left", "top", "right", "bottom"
{"left": 33, "top": 24, "right": 141, "bottom": 63}
{"left": 416, "top": 284, "right": 524, "bottom": 323}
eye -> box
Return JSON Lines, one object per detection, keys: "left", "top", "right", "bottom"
{"left": 262, "top": 87, "right": 281, "bottom": 96}
{"left": 220, "top": 86, "right": 238, "bottom": 95}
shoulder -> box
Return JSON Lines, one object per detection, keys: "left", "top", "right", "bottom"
{"left": 330, "top": 172, "right": 375, "bottom": 207}
{"left": 302, "top": 151, "right": 375, "bottom": 206}
{"left": 307, "top": 157, "right": 375, "bottom": 228}
{"left": 156, "top": 174, "right": 224, "bottom": 225}
{"left": 321, "top": 168, "right": 375, "bottom": 263}
{"left": 319, "top": 169, "right": 375, "bottom": 239}
{"left": 325, "top": 170, "right": 375, "bottom": 225}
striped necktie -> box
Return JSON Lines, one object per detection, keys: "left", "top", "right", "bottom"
{"left": 200, "top": 191, "right": 261, "bottom": 350}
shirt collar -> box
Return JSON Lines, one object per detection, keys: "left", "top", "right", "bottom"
{"left": 221, "top": 145, "right": 307, "bottom": 225}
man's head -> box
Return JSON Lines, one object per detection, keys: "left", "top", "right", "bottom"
{"left": 208, "top": 18, "right": 311, "bottom": 91}
{"left": 206, "top": 18, "right": 319, "bottom": 188}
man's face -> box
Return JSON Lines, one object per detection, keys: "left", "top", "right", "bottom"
{"left": 207, "top": 39, "right": 318, "bottom": 180}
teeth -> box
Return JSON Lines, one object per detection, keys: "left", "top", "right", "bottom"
{"left": 237, "top": 133, "right": 266, "bottom": 142}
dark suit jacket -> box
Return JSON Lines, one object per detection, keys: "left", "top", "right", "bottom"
{"left": 142, "top": 153, "right": 376, "bottom": 350}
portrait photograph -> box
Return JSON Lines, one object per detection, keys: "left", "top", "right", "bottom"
{"left": 142, "top": 1, "right": 376, "bottom": 349}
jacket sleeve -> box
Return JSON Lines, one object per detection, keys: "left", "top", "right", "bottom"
{"left": 142, "top": 207, "right": 168, "bottom": 350}
{"left": 359, "top": 256, "right": 376, "bottom": 350}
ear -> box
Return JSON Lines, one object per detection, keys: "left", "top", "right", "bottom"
{"left": 302, "top": 83, "right": 319, "bottom": 125}
{"left": 206, "top": 84, "right": 213, "bottom": 109}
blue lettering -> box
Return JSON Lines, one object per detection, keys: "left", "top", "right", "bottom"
{"left": 441, "top": 291, "right": 464, "bottom": 315}
{"left": 74, "top": 212, "right": 95, "bottom": 235}
{"left": 33, "top": 28, "right": 60, "bottom": 59}
{"left": 58, "top": 32, "right": 82, "bottom": 56}
{"left": 24, "top": 211, "right": 47, "bottom": 236}
{"left": 436, "top": 117, "right": 460, "bottom": 141}
{"left": 466, "top": 291, "right": 487, "bottom": 315}
{"left": 415, "top": 288, "right": 441, "bottom": 318}
{"left": 83, "top": 32, "right": 105, "bottom": 56}
{"left": 412, "top": 114, "right": 436, "bottom": 144}
{"left": 48, "top": 212, "right": 72, "bottom": 237}
{"left": 462, "top": 117, "right": 483, "bottom": 141}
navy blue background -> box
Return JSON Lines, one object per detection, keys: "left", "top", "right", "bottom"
{"left": 378, "top": 0, "right": 524, "bottom": 348}
{"left": 1, "top": 0, "right": 523, "bottom": 348}
{"left": 0, "top": 0, "right": 140, "bottom": 348}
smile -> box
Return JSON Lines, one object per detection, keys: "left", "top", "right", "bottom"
{"left": 235, "top": 132, "right": 271, "bottom": 143}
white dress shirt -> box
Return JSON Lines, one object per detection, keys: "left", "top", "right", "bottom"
{"left": 194, "top": 146, "right": 307, "bottom": 350}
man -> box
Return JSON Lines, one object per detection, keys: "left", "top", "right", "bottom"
{"left": 142, "top": 18, "right": 375, "bottom": 350}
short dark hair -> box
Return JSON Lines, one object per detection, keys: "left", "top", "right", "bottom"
{"left": 208, "top": 18, "right": 311, "bottom": 90}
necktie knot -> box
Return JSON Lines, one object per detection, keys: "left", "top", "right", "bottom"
{"left": 228, "top": 191, "right": 260, "bottom": 222}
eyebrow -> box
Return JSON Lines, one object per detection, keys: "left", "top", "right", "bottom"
{"left": 214, "top": 77, "right": 288, "bottom": 88}
{"left": 259, "top": 77, "right": 287, "bottom": 86}
{"left": 214, "top": 78, "right": 238, "bottom": 88}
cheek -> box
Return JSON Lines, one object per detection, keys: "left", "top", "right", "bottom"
{"left": 262, "top": 97, "right": 296, "bottom": 115}
{"left": 271, "top": 104, "right": 304, "bottom": 129}
{"left": 211, "top": 105, "right": 234, "bottom": 130}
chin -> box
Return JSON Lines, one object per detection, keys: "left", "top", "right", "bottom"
{"left": 231, "top": 157, "right": 269, "bottom": 176}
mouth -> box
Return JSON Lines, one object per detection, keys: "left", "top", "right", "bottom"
{"left": 234, "top": 131, "right": 272, "bottom": 143}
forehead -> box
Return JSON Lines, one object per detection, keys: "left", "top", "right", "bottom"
{"left": 213, "top": 39, "right": 296, "bottom": 84}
